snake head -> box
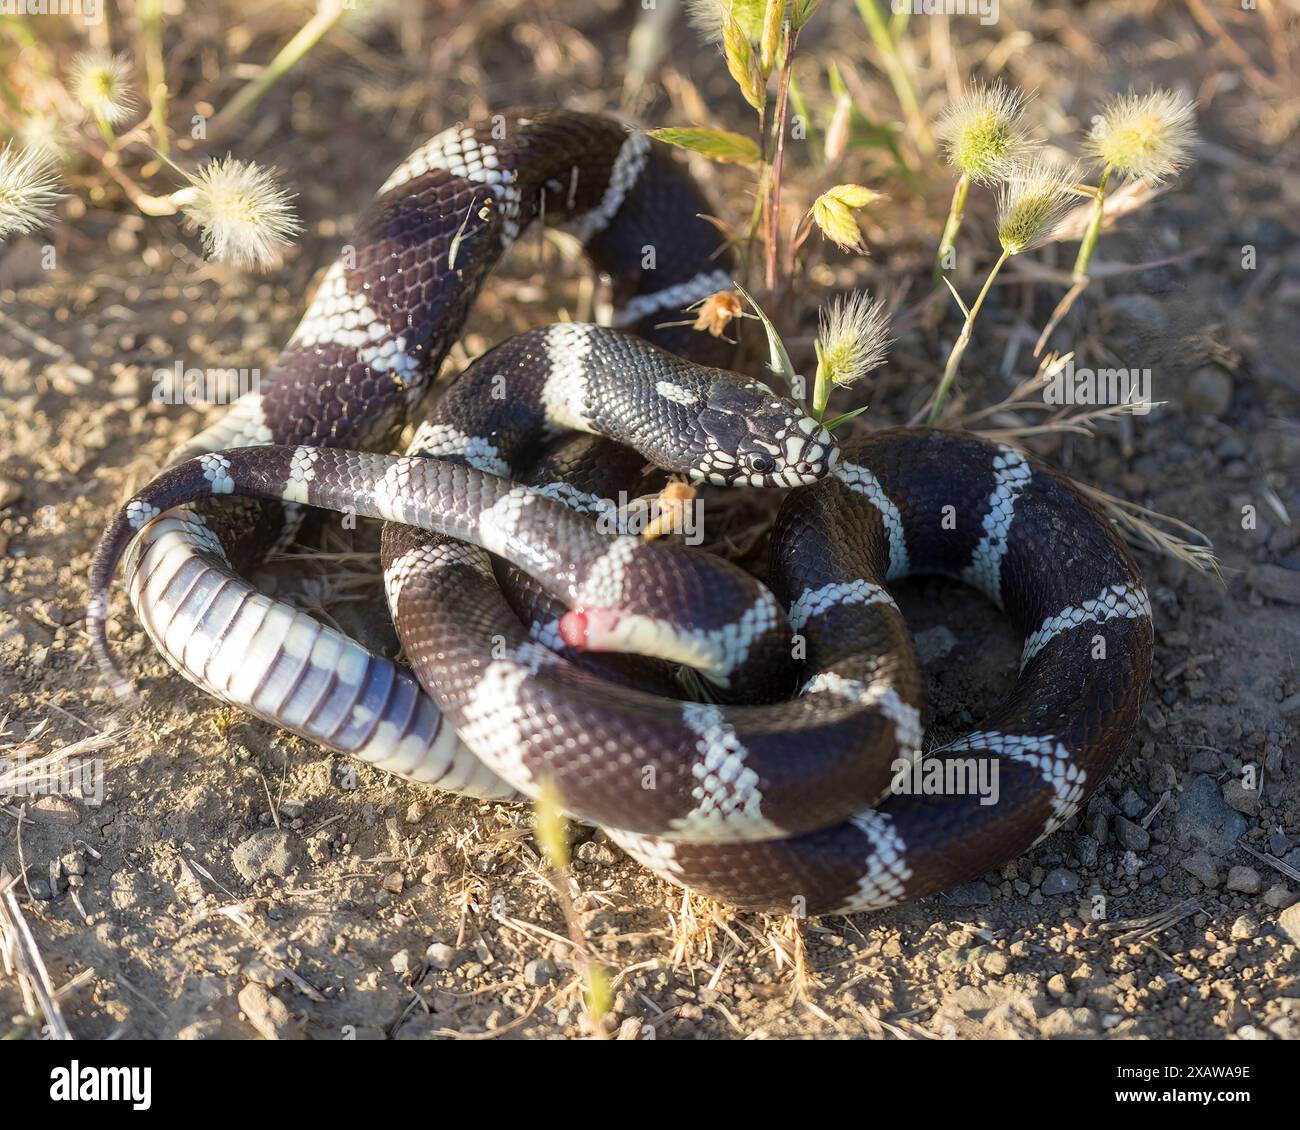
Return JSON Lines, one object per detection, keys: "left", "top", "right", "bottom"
{"left": 689, "top": 378, "right": 838, "bottom": 488}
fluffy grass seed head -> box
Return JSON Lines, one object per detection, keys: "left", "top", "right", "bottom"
{"left": 996, "top": 155, "right": 1079, "bottom": 255}
{"left": 687, "top": 0, "right": 766, "bottom": 42}
{"left": 180, "top": 156, "right": 302, "bottom": 271}
{"left": 936, "top": 81, "right": 1034, "bottom": 184}
{"left": 19, "top": 112, "right": 75, "bottom": 163}
{"left": 69, "top": 50, "right": 138, "bottom": 126}
{"left": 0, "top": 145, "right": 66, "bottom": 242}
{"left": 817, "top": 290, "right": 892, "bottom": 388}
{"left": 1085, "top": 88, "right": 1197, "bottom": 184}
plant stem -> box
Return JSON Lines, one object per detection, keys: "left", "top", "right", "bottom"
{"left": 765, "top": 20, "right": 798, "bottom": 292}
{"left": 933, "top": 172, "right": 969, "bottom": 284}
{"left": 744, "top": 101, "right": 769, "bottom": 285}
{"left": 210, "top": 0, "right": 346, "bottom": 136}
{"left": 927, "top": 248, "right": 1010, "bottom": 426}
{"left": 854, "top": 0, "right": 933, "bottom": 156}
{"left": 811, "top": 342, "right": 830, "bottom": 420}
{"left": 140, "top": 0, "right": 169, "bottom": 154}
{"left": 1071, "top": 164, "right": 1111, "bottom": 282}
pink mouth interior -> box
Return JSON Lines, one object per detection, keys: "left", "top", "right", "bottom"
{"left": 558, "top": 607, "right": 622, "bottom": 652}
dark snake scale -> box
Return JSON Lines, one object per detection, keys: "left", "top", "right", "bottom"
{"left": 87, "top": 109, "right": 1153, "bottom": 915}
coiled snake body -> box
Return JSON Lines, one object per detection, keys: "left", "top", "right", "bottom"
{"left": 88, "top": 109, "right": 1153, "bottom": 915}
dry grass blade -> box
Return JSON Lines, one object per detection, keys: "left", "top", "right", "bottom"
{"left": 0, "top": 725, "right": 120, "bottom": 800}
{"left": 1073, "top": 480, "right": 1219, "bottom": 576}
{"left": 0, "top": 871, "right": 72, "bottom": 1040}
{"left": 1046, "top": 179, "right": 1166, "bottom": 246}
{"left": 1100, "top": 898, "right": 1200, "bottom": 946}
{"left": 1236, "top": 842, "right": 1300, "bottom": 885}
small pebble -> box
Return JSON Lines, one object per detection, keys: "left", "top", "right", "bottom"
{"left": 1113, "top": 815, "right": 1150, "bottom": 852}
{"left": 1263, "top": 884, "right": 1297, "bottom": 910}
{"left": 1280, "top": 903, "right": 1300, "bottom": 947}
{"left": 1226, "top": 866, "right": 1261, "bottom": 895}
{"left": 1181, "top": 852, "right": 1219, "bottom": 887}
{"left": 1229, "top": 914, "right": 1257, "bottom": 942}
{"left": 575, "top": 841, "right": 618, "bottom": 866}
{"left": 524, "top": 958, "right": 558, "bottom": 986}
{"left": 1118, "top": 789, "right": 1145, "bottom": 819}
{"left": 0, "top": 477, "right": 22, "bottom": 510}
{"left": 425, "top": 942, "right": 457, "bottom": 970}
{"left": 1076, "top": 835, "right": 1099, "bottom": 869}
{"left": 381, "top": 871, "right": 404, "bottom": 894}
{"left": 238, "top": 982, "right": 299, "bottom": 1041}
{"left": 1221, "top": 779, "right": 1260, "bottom": 816}
{"left": 1041, "top": 869, "right": 1080, "bottom": 896}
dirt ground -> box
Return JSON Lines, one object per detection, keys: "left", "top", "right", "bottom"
{"left": 1, "top": 1, "right": 1297, "bottom": 1040}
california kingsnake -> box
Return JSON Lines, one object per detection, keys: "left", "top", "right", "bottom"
{"left": 87, "top": 109, "right": 1153, "bottom": 915}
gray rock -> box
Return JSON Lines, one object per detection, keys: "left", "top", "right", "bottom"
{"left": 1087, "top": 811, "right": 1109, "bottom": 845}
{"left": 524, "top": 958, "right": 558, "bottom": 987}
{"left": 425, "top": 942, "right": 457, "bottom": 970}
{"left": 1226, "top": 866, "right": 1262, "bottom": 895}
{"left": 914, "top": 625, "right": 958, "bottom": 665}
{"left": 1263, "top": 884, "right": 1297, "bottom": 910}
{"left": 1041, "top": 868, "right": 1080, "bottom": 896}
{"left": 1247, "top": 564, "right": 1300, "bottom": 606}
{"left": 1281, "top": 903, "right": 1300, "bottom": 947}
{"left": 1108, "top": 294, "right": 1169, "bottom": 335}
{"left": 1113, "top": 815, "right": 1150, "bottom": 852}
{"left": 1230, "top": 914, "right": 1257, "bottom": 941}
{"left": 237, "top": 982, "right": 300, "bottom": 1040}
{"left": 29, "top": 879, "right": 53, "bottom": 900}
{"left": 1222, "top": 779, "right": 1261, "bottom": 816}
{"left": 1118, "top": 788, "right": 1145, "bottom": 819}
{"left": 575, "top": 840, "right": 618, "bottom": 866}
{"left": 1076, "top": 835, "right": 1100, "bottom": 869}
{"left": 1185, "top": 365, "right": 1233, "bottom": 418}
{"left": 1173, "top": 775, "right": 1248, "bottom": 855}
{"left": 231, "top": 830, "right": 303, "bottom": 883}
{"left": 944, "top": 879, "right": 992, "bottom": 907}
{"left": 1181, "top": 851, "right": 1219, "bottom": 887}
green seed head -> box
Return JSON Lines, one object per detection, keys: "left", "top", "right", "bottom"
{"left": 937, "top": 81, "right": 1034, "bottom": 184}
{"left": 1086, "top": 89, "right": 1197, "bottom": 184}
{"left": 68, "top": 50, "right": 138, "bottom": 125}
{"left": 817, "top": 291, "right": 892, "bottom": 388}
{"left": 996, "top": 156, "right": 1080, "bottom": 255}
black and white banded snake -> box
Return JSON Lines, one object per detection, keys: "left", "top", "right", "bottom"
{"left": 87, "top": 109, "right": 1153, "bottom": 915}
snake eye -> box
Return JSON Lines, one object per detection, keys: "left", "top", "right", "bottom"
{"left": 743, "top": 452, "right": 776, "bottom": 475}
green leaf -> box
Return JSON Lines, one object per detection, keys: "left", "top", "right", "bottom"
{"left": 646, "top": 127, "right": 762, "bottom": 167}
{"left": 733, "top": 282, "right": 798, "bottom": 391}
{"left": 822, "top": 404, "right": 870, "bottom": 431}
